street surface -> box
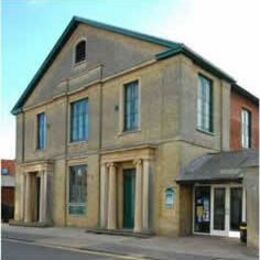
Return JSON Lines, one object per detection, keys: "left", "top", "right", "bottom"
{"left": 2, "top": 237, "right": 213, "bottom": 260}
{"left": 2, "top": 239, "right": 130, "bottom": 260}
{"left": 2, "top": 225, "right": 257, "bottom": 260}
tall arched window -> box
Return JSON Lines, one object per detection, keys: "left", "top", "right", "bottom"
{"left": 75, "top": 40, "right": 86, "bottom": 64}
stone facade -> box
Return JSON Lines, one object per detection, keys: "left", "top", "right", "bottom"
{"left": 14, "top": 18, "right": 257, "bottom": 238}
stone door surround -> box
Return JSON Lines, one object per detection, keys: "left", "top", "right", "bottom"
{"left": 19, "top": 161, "right": 53, "bottom": 224}
{"left": 100, "top": 146, "right": 155, "bottom": 233}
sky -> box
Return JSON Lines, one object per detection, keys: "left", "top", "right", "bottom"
{"left": 1, "top": 0, "right": 260, "bottom": 159}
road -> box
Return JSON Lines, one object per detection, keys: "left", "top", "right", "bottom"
{"left": 1, "top": 238, "right": 216, "bottom": 260}
{"left": 2, "top": 239, "right": 134, "bottom": 260}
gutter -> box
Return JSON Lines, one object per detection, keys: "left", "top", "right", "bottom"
{"left": 156, "top": 44, "right": 236, "bottom": 84}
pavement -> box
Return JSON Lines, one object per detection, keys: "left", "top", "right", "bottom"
{"left": 1, "top": 224, "right": 258, "bottom": 260}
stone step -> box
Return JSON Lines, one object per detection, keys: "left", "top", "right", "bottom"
{"left": 85, "top": 228, "right": 154, "bottom": 238}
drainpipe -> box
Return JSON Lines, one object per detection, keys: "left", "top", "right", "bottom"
{"left": 21, "top": 111, "right": 25, "bottom": 163}
{"left": 64, "top": 79, "right": 69, "bottom": 226}
{"left": 98, "top": 65, "right": 104, "bottom": 227}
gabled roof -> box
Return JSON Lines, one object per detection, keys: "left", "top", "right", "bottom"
{"left": 11, "top": 16, "right": 180, "bottom": 115}
{"left": 11, "top": 16, "right": 243, "bottom": 115}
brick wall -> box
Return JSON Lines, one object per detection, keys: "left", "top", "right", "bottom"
{"left": 230, "top": 90, "right": 259, "bottom": 150}
{"left": 1, "top": 187, "right": 14, "bottom": 207}
{"left": 1, "top": 160, "right": 16, "bottom": 176}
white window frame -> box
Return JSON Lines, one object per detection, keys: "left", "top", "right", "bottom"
{"left": 192, "top": 184, "right": 246, "bottom": 238}
{"left": 241, "top": 109, "right": 252, "bottom": 149}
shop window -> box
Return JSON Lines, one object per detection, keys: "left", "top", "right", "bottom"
{"left": 194, "top": 186, "right": 210, "bottom": 233}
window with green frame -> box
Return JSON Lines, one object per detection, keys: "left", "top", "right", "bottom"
{"left": 37, "top": 112, "right": 47, "bottom": 150}
{"left": 197, "top": 75, "right": 213, "bottom": 133}
{"left": 124, "top": 80, "right": 139, "bottom": 131}
{"left": 68, "top": 165, "right": 87, "bottom": 215}
{"left": 70, "top": 99, "right": 89, "bottom": 142}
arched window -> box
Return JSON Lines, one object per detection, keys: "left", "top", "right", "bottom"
{"left": 75, "top": 40, "right": 86, "bottom": 64}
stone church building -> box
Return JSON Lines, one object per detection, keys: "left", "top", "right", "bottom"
{"left": 12, "top": 17, "right": 259, "bottom": 249}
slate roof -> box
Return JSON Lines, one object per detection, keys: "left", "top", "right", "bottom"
{"left": 11, "top": 16, "right": 239, "bottom": 115}
{"left": 176, "top": 150, "right": 259, "bottom": 183}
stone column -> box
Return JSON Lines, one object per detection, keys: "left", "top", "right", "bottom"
{"left": 142, "top": 159, "right": 150, "bottom": 232}
{"left": 24, "top": 173, "right": 32, "bottom": 223}
{"left": 39, "top": 171, "right": 47, "bottom": 223}
{"left": 134, "top": 159, "right": 143, "bottom": 233}
{"left": 100, "top": 163, "right": 109, "bottom": 228}
{"left": 107, "top": 163, "right": 117, "bottom": 230}
{"left": 20, "top": 173, "right": 25, "bottom": 221}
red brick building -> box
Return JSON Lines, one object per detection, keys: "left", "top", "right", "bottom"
{"left": 230, "top": 84, "right": 259, "bottom": 151}
{"left": 1, "top": 159, "right": 16, "bottom": 222}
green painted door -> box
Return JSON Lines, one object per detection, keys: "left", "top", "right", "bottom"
{"left": 123, "top": 169, "right": 136, "bottom": 229}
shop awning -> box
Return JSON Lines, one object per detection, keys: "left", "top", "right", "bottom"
{"left": 176, "top": 150, "right": 259, "bottom": 184}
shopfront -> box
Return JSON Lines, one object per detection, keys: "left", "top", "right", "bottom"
{"left": 193, "top": 184, "right": 246, "bottom": 237}
{"left": 176, "top": 151, "right": 257, "bottom": 239}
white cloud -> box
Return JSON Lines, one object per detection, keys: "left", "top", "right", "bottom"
{"left": 150, "top": 0, "right": 260, "bottom": 97}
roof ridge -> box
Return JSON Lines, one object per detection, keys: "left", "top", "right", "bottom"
{"left": 73, "top": 16, "right": 180, "bottom": 48}
{"left": 12, "top": 16, "right": 181, "bottom": 115}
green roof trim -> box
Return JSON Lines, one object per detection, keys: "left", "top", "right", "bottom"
{"left": 74, "top": 16, "right": 180, "bottom": 49}
{"left": 13, "top": 16, "right": 256, "bottom": 116}
{"left": 156, "top": 44, "right": 236, "bottom": 83}
{"left": 11, "top": 16, "right": 181, "bottom": 115}
{"left": 232, "top": 84, "right": 259, "bottom": 105}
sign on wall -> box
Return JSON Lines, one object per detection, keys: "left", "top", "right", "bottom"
{"left": 165, "top": 187, "right": 176, "bottom": 208}
{"left": 1, "top": 168, "right": 9, "bottom": 175}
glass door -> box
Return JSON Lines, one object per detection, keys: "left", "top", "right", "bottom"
{"left": 229, "top": 187, "right": 243, "bottom": 237}
{"left": 211, "top": 186, "right": 228, "bottom": 236}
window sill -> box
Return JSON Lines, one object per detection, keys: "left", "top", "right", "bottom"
{"left": 68, "top": 213, "right": 86, "bottom": 217}
{"left": 68, "top": 140, "right": 88, "bottom": 145}
{"left": 118, "top": 129, "right": 141, "bottom": 137}
{"left": 196, "top": 128, "right": 215, "bottom": 136}
{"left": 73, "top": 60, "right": 87, "bottom": 68}
{"left": 35, "top": 148, "right": 46, "bottom": 152}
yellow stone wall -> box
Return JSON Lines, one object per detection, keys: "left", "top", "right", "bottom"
{"left": 14, "top": 24, "right": 232, "bottom": 234}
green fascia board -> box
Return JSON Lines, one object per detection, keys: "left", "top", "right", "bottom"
{"left": 11, "top": 16, "right": 181, "bottom": 115}
{"left": 11, "top": 18, "right": 78, "bottom": 115}
{"left": 156, "top": 44, "right": 236, "bottom": 83}
{"left": 74, "top": 16, "right": 180, "bottom": 49}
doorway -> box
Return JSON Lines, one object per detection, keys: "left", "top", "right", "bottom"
{"left": 211, "top": 186, "right": 227, "bottom": 236}
{"left": 194, "top": 185, "right": 245, "bottom": 237}
{"left": 36, "top": 177, "right": 41, "bottom": 222}
{"left": 123, "top": 169, "right": 136, "bottom": 229}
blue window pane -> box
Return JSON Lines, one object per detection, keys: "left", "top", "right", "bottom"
{"left": 37, "top": 113, "right": 46, "bottom": 150}
{"left": 71, "top": 99, "right": 89, "bottom": 142}
{"left": 124, "top": 81, "right": 139, "bottom": 131}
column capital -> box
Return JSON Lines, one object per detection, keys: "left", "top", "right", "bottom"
{"left": 107, "top": 162, "right": 117, "bottom": 168}
{"left": 133, "top": 159, "right": 142, "bottom": 166}
{"left": 101, "top": 162, "right": 109, "bottom": 168}
{"left": 142, "top": 158, "right": 152, "bottom": 162}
